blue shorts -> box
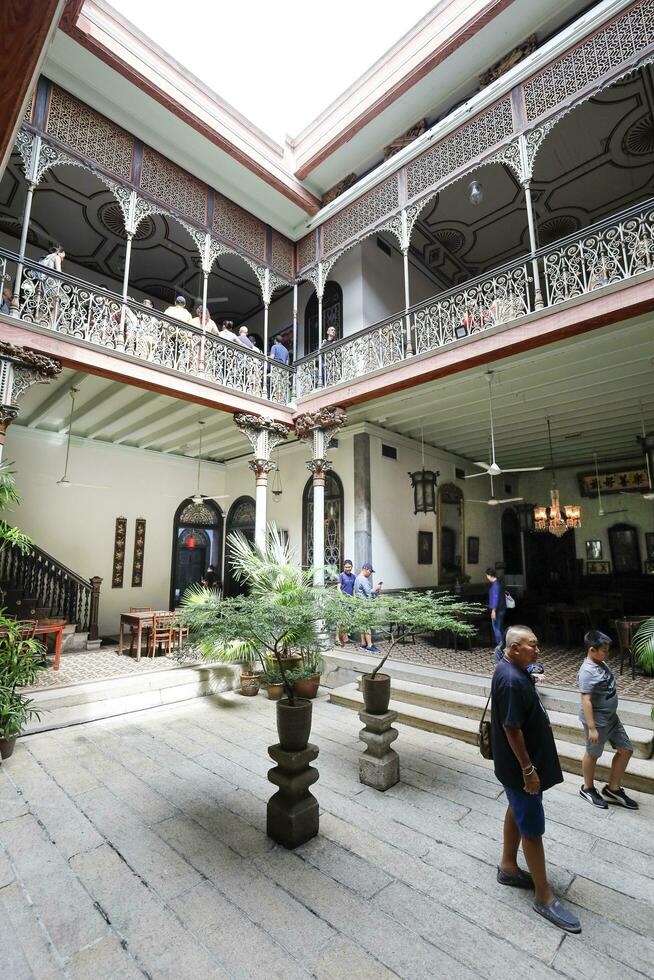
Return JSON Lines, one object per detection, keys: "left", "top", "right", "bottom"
{"left": 505, "top": 787, "right": 545, "bottom": 837}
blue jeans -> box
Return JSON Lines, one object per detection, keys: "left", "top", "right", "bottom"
{"left": 492, "top": 610, "right": 504, "bottom": 645}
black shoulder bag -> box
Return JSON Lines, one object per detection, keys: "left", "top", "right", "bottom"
{"left": 478, "top": 689, "right": 493, "bottom": 760}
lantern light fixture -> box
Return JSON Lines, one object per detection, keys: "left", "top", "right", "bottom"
{"left": 468, "top": 179, "right": 484, "bottom": 205}
{"left": 408, "top": 427, "right": 439, "bottom": 514}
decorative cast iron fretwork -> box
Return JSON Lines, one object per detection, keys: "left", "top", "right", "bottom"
{"left": 0, "top": 342, "right": 61, "bottom": 416}
{"left": 46, "top": 85, "right": 134, "bottom": 181}
{"left": 321, "top": 175, "right": 401, "bottom": 256}
{"left": 296, "top": 233, "right": 317, "bottom": 271}
{"left": 140, "top": 145, "right": 207, "bottom": 225}
{"left": 213, "top": 191, "right": 267, "bottom": 261}
{"left": 234, "top": 413, "right": 291, "bottom": 459}
{"left": 295, "top": 406, "right": 347, "bottom": 444}
{"left": 523, "top": 0, "right": 654, "bottom": 123}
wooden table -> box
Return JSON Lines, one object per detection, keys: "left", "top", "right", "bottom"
{"left": 118, "top": 610, "right": 170, "bottom": 661}
{"left": 0, "top": 621, "right": 65, "bottom": 670}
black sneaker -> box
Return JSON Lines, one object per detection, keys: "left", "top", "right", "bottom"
{"left": 602, "top": 785, "right": 639, "bottom": 810}
{"left": 579, "top": 785, "right": 608, "bottom": 809}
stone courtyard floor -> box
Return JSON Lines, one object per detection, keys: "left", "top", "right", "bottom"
{"left": 1, "top": 692, "right": 653, "bottom": 979}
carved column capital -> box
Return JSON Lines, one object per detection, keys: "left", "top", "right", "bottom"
{"left": 234, "top": 412, "right": 291, "bottom": 457}
{"left": 0, "top": 345, "right": 61, "bottom": 443}
{"left": 305, "top": 457, "right": 332, "bottom": 486}
{"left": 295, "top": 406, "right": 347, "bottom": 446}
{"left": 249, "top": 457, "right": 276, "bottom": 485}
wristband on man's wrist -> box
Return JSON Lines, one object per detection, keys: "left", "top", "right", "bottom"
{"left": 522, "top": 764, "right": 536, "bottom": 776}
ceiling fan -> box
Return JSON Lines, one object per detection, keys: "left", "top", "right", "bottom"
{"left": 171, "top": 420, "right": 228, "bottom": 504}
{"left": 593, "top": 452, "right": 627, "bottom": 517}
{"left": 55, "top": 388, "right": 108, "bottom": 489}
{"left": 467, "top": 473, "right": 524, "bottom": 507}
{"left": 465, "top": 372, "right": 544, "bottom": 479}
{"left": 637, "top": 403, "right": 654, "bottom": 501}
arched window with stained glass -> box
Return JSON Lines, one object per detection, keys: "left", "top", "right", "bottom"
{"left": 302, "top": 471, "right": 344, "bottom": 571}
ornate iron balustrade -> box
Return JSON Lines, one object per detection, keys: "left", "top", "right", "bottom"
{"left": 0, "top": 537, "right": 101, "bottom": 638}
{"left": 294, "top": 197, "right": 654, "bottom": 395}
{"left": 0, "top": 252, "right": 291, "bottom": 405}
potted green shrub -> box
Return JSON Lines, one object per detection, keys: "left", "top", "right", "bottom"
{"left": 291, "top": 650, "right": 323, "bottom": 699}
{"left": 0, "top": 617, "right": 46, "bottom": 758}
{"left": 239, "top": 662, "right": 260, "bottom": 696}
{"left": 261, "top": 668, "right": 285, "bottom": 700}
{"left": 632, "top": 618, "right": 654, "bottom": 676}
{"left": 181, "top": 527, "right": 327, "bottom": 750}
{"left": 323, "top": 590, "right": 480, "bottom": 714}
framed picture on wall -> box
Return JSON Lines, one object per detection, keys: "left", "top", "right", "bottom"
{"left": 467, "top": 536, "right": 479, "bottom": 564}
{"left": 417, "top": 531, "right": 433, "bottom": 565}
{"left": 585, "top": 540, "right": 602, "bottom": 560}
{"left": 587, "top": 560, "right": 611, "bottom": 575}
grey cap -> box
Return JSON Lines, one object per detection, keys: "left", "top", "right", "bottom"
{"left": 584, "top": 629, "right": 612, "bottom": 648}
{"left": 361, "top": 562, "right": 375, "bottom": 571}
{"left": 176, "top": 295, "right": 186, "bottom": 305}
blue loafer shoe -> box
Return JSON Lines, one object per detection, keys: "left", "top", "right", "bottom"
{"left": 496, "top": 867, "right": 534, "bottom": 889}
{"left": 533, "top": 898, "right": 581, "bottom": 933}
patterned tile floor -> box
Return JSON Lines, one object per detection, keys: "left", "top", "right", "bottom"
{"left": 349, "top": 636, "right": 654, "bottom": 701}
{"left": 28, "top": 637, "right": 654, "bottom": 701}
{"left": 26, "top": 646, "right": 195, "bottom": 691}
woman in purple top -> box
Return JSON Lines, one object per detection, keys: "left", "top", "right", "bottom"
{"left": 336, "top": 559, "right": 356, "bottom": 645}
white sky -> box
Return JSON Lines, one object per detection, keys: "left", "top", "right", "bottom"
{"left": 110, "top": 0, "right": 435, "bottom": 142}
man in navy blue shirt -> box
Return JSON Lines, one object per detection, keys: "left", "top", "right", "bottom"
{"left": 491, "top": 625, "right": 580, "bottom": 934}
{"left": 486, "top": 567, "right": 506, "bottom": 645}
{"left": 270, "top": 338, "right": 289, "bottom": 364}
{"left": 336, "top": 559, "right": 356, "bottom": 646}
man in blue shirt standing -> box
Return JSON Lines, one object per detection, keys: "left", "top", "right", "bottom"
{"left": 270, "top": 338, "right": 289, "bottom": 364}
{"left": 354, "top": 562, "right": 381, "bottom": 653}
{"left": 486, "top": 567, "right": 506, "bottom": 645}
{"left": 336, "top": 559, "right": 356, "bottom": 646}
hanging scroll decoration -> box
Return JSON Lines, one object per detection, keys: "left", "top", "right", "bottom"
{"left": 131, "top": 518, "right": 146, "bottom": 587}
{"left": 112, "top": 517, "right": 127, "bottom": 588}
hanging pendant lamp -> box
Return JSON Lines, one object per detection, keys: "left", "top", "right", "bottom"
{"left": 533, "top": 419, "right": 581, "bottom": 535}
{"left": 408, "top": 427, "right": 439, "bottom": 514}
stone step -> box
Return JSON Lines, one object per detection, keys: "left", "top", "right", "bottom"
{"left": 61, "top": 631, "right": 89, "bottom": 653}
{"left": 23, "top": 662, "right": 240, "bottom": 733}
{"left": 352, "top": 677, "right": 653, "bottom": 757}
{"left": 322, "top": 649, "right": 654, "bottom": 731}
{"left": 328, "top": 684, "right": 654, "bottom": 794}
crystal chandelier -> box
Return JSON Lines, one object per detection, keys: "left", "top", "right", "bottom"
{"left": 533, "top": 420, "right": 581, "bottom": 536}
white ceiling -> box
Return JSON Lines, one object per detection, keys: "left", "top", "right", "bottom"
{"left": 347, "top": 314, "right": 654, "bottom": 470}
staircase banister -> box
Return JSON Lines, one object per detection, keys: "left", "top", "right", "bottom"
{"left": 15, "top": 536, "right": 94, "bottom": 593}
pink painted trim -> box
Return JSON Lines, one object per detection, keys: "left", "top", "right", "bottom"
{"left": 0, "top": 322, "right": 292, "bottom": 422}
{"left": 296, "top": 279, "right": 654, "bottom": 413}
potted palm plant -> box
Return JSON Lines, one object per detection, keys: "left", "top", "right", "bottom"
{"left": 632, "top": 618, "right": 654, "bottom": 676}
{"left": 323, "top": 590, "right": 480, "bottom": 714}
{"left": 181, "top": 527, "right": 326, "bottom": 751}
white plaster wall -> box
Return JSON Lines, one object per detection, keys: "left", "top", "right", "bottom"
{"left": 519, "top": 462, "right": 654, "bottom": 569}
{"left": 7, "top": 425, "right": 226, "bottom": 637}
{"left": 360, "top": 237, "right": 437, "bottom": 328}
{"left": 366, "top": 428, "right": 505, "bottom": 589}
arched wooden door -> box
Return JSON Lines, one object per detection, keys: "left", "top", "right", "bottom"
{"left": 170, "top": 498, "right": 223, "bottom": 608}
{"left": 223, "top": 495, "right": 256, "bottom": 596}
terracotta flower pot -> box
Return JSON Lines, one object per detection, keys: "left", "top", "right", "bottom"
{"left": 0, "top": 736, "right": 18, "bottom": 760}
{"left": 267, "top": 682, "right": 285, "bottom": 701}
{"left": 293, "top": 674, "right": 320, "bottom": 699}
{"left": 361, "top": 673, "right": 391, "bottom": 714}
{"left": 276, "top": 697, "right": 312, "bottom": 751}
{"left": 279, "top": 654, "right": 303, "bottom": 673}
{"left": 240, "top": 672, "right": 260, "bottom": 696}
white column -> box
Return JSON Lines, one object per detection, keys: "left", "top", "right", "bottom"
{"left": 234, "top": 413, "right": 290, "bottom": 552}
{"left": 312, "top": 473, "right": 325, "bottom": 587}
{"left": 119, "top": 232, "right": 134, "bottom": 344}
{"left": 523, "top": 180, "right": 543, "bottom": 309}
{"left": 292, "top": 282, "right": 298, "bottom": 362}
{"left": 11, "top": 182, "right": 36, "bottom": 312}
{"left": 253, "top": 463, "right": 270, "bottom": 551}
{"left": 402, "top": 247, "right": 413, "bottom": 356}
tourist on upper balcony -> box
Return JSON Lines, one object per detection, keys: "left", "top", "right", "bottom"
{"left": 164, "top": 295, "right": 193, "bottom": 324}
{"left": 39, "top": 243, "right": 65, "bottom": 276}
{"left": 237, "top": 325, "right": 255, "bottom": 349}
{"left": 1, "top": 285, "right": 11, "bottom": 315}
{"left": 191, "top": 304, "right": 217, "bottom": 334}
{"left": 322, "top": 325, "right": 338, "bottom": 346}
{"left": 218, "top": 319, "right": 238, "bottom": 341}
{"left": 270, "top": 337, "right": 289, "bottom": 364}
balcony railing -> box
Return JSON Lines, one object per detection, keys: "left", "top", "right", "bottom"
{"left": 0, "top": 250, "right": 292, "bottom": 406}
{"left": 294, "top": 198, "right": 654, "bottom": 396}
{"left": 0, "top": 199, "right": 651, "bottom": 407}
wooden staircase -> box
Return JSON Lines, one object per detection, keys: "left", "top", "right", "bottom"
{"left": 0, "top": 537, "right": 101, "bottom": 651}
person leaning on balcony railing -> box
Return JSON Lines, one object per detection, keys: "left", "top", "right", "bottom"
{"left": 218, "top": 319, "right": 239, "bottom": 341}
{"left": 237, "top": 325, "right": 255, "bottom": 349}
{"left": 164, "top": 295, "right": 193, "bottom": 324}
{"left": 191, "top": 303, "right": 217, "bottom": 335}
{"left": 36, "top": 244, "right": 66, "bottom": 325}
{"left": 1, "top": 285, "right": 11, "bottom": 315}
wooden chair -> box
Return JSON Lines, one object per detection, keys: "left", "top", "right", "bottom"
{"left": 129, "top": 607, "right": 152, "bottom": 654}
{"left": 173, "top": 617, "right": 190, "bottom": 652}
{"left": 612, "top": 619, "right": 639, "bottom": 679}
{"left": 148, "top": 613, "right": 176, "bottom": 658}
{"left": 15, "top": 619, "right": 38, "bottom": 639}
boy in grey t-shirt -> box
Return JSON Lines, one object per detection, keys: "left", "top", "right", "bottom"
{"left": 578, "top": 630, "right": 638, "bottom": 810}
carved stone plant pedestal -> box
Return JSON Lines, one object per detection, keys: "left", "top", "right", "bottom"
{"left": 358, "top": 709, "right": 400, "bottom": 791}
{"left": 267, "top": 743, "right": 319, "bottom": 848}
